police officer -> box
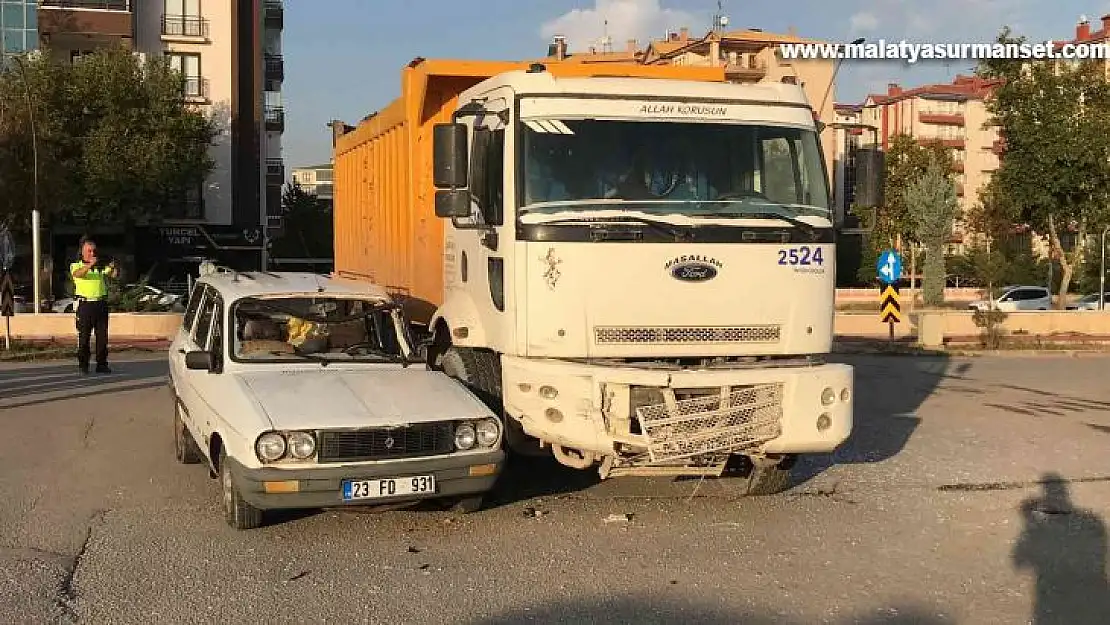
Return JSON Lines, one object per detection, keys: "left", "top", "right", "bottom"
{"left": 70, "top": 237, "right": 118, "bottom": 374}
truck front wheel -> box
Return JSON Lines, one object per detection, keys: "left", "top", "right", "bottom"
{"left": 438, "top": 346, "right": 545, "bottom": 457}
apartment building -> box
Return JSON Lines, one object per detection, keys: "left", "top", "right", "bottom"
{"left": 34, "top": 0, "right": 284, "bottom": 276}
{"left": 841, "top": 75, "right": 1002, "bottom": 249}
{"left": 291, "top": 162, "right": 333, "bottom": 207}
{"left": 1, "top": 0, "right": 36, "bottom": 54}
{"left": 543, "top": 24, "right": 837, "bottom": 192}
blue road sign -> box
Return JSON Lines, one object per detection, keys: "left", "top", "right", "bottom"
{"left": 876, "top": 249, "right": 902, "bottom": 284}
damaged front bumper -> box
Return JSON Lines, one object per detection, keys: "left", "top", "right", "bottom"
{"left": 501, "top": 355, "right": 853, "bottom": 475}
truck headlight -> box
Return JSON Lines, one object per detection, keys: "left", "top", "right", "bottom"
{"left": 255, "top": 432, "right": 286, "bottom": 462}
{"left": 475, "top": 419, "right": 500, "bottom": 447}
{"left": 455, "top": 423, "right": 477, "bottom": 450}
{"left": 287, "top": 431, "right": 316, "bottom": 460}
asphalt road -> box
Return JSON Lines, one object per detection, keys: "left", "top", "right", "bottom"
{"left": 2, "top": 352, "right": 1109, "bottom": 624}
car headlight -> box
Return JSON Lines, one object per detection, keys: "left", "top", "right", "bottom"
{"left": 455, "top": 423, "right": 477, "bottom": 450}
{"left": 821, "top": 387, "right": 836, "bottom": 406}
{"left": 255, "top": 432, "right": 286, "bottom": 462}
{"left": 287, "top": 431, "right": 316, "bottom": 460}
{"left": 475, "top": 419, "right": 500, "bottom": 447}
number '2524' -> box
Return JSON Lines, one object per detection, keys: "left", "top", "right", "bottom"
{"left": 777, "top": 246, "right": 825, "bottom": 266}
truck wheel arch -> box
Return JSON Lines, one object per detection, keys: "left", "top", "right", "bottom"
{"left": 429, "top": 294, "right": 488, "bottom": 352}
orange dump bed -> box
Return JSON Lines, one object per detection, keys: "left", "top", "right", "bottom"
{"left": 332, "top": 58, "right": 726, "bottom": 317}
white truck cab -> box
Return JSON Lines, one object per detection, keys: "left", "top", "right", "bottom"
{"left": 167, "top": 270, "right": 504, "bottom": 529}
{"left": 423, "top": 66, "right": 882, "bottom": 492}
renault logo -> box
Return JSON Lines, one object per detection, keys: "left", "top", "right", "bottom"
{"left": 384, "top": 436, "right": 395, "bottom": 449}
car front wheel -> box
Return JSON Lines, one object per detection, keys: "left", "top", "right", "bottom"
{"left": 220, "top": 449, "right": 264, "bottom": 530}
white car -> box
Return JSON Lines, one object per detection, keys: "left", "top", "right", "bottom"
{"left": 967, "top": 285, "right": 1051, "bottom": 312}
{"left": 1066, "top": 293, "right": 1110, "bottom": 311}
{"left": 167, "top": 270, "right": 505, "bottom": 530}
{"left": 53, "top": 284, "right": 184, "bottom": 313}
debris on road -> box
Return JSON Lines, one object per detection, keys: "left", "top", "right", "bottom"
{"left": 604, "top": 513, "right": 633, "bottom": 524}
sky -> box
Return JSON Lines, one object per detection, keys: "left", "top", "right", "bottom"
{"left": 281, "top": 0, "right": 1106, "bottom": 168}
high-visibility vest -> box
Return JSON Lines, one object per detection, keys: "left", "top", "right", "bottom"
{"left": 70, "top": 261, "right": 108, "bottom": 300}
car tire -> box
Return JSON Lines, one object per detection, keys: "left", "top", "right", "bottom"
{"left": 451, "top": 495, "right": 485, "bottom": 514}
{"left": 173, "top": 404, "right": 203, "bottom": 465}
{"left": 220, "top": 448, "right": 264, "bottom": 530}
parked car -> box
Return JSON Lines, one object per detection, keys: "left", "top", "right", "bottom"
{"left": 167, "top": 270, "right": 505, "bottom": 530}
{"left": 53, "top": 283, "right": 184, "bottom": 313}
{"left": 1066, "top": 292, "right": 1110, "bottom": 311}
{"left": 967, "top": 285, "right": 1052, "bottom": 312}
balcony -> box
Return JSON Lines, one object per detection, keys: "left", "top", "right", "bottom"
{"left": 919, "top": 112, "right": 965, "bottom": 126}
{"left": 266, "top": 158, "right": 285, "bottom": 181}
{"left": 264, "top": 0, "right": 283, "bottom": 29}
{"left": 265, "top": 106, "right": 285, "bottom": 132}
{"left": 182, "top": 77, "right": 210, "bottom": 103}
{"left": 264, "top": 54, "right": 284, "bottom": 82}
{"left": 162, "top": 14, "right": 209, "bottom": 40}
{"left": 39, "top": 0, "right": 129, "bottom": 9}
{"left": 38, "top": 1, "right": 133, "bottom": 39}
{"left": 722, "top": 56, "right": 767, "bottom": 81}
{"left": 922, "top": 137, "right": 965, "bottom": 150}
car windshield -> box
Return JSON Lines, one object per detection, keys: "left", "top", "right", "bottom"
{"left": 520, "top": 119, "right": 829, "bottom": 219}
{"left": 231, "top": 295, "right": 416, "bottom": 364}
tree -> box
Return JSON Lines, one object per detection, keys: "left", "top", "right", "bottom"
{"left": 269, "top": 182, "right": 333, "bottom": 259}
{"left": 906, "top": 157, "right": 959, "bottom": 306}
{"left": 978, "top": 28, "right": 1110, "bottom": 307}
{"left": 852, "top": 134, "right": 956, "bottom": 283}
{"left": 0, "top": 45, "right": 216, "bottom": 230}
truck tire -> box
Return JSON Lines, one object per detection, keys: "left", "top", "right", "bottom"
{"left": 220, "top": 448, "right": 265, "bottom": 530}
{"left": 173, "top": 404, "right": 203, "bottom": 465}
{"left": 438, "top": 346, "right": 545, "bottom": 456}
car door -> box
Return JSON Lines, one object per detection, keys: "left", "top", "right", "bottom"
{"left": 187, "top": 290, "right": 226, "bottom": 444}
{"left": 178, "top": 287, "right": 218, "bottom": 449}
{"left": 170, "top": 284, "right": 208, "bottom": 410}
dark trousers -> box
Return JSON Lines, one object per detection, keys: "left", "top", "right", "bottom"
{"left": 76, "top": 299, "right": 109, "bottom": 369}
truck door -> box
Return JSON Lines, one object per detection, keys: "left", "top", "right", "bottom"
{"left": 446, "top": 100, "right": 512, "bottom": 350}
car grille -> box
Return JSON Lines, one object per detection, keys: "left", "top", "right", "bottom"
{"left": 316, "top": 423, "right": 456, "bottom": 463}
{"left": 594, "top": 325, "right": 781, "bottom": 345}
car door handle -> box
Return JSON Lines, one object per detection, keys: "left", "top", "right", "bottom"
{"left": 177, "top": 348, "right": 187, "bottom": 354}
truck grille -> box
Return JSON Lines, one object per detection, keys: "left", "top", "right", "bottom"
{"left": 633, "top": 384, "right": 783, "bottom": 463}
{"left": 594, "top": 325, "right": 780, "bottom": 345}
{"left": 316, "top": 423, "right": 455, "bottom": 463}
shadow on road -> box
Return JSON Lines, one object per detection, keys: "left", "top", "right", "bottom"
{"left": 0, "top": 359, "right": 166, "bottom": 410}
{"left": 792, "top": 354, "right": 955, "bottom": 486}
{"left": 1012, "top": 472, "right": 1110, "bottom": 624}
{"left": 467, "top": 597, "right": 952, "bottom": 624}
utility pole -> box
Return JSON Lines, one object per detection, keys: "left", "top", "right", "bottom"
{"left": 12, "top": 56, "right": 41, "bottom": 315}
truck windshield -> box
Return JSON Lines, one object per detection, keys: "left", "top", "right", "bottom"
{"left": 520, "top": 119, "right": 829, "bottom": 218}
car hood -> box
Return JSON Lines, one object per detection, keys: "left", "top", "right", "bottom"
{"left": 235, "top": 368, "right": 495, "bottom": 430}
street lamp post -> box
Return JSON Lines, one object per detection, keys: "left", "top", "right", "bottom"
{"left": 1100, "top": 225, "right": 1109, "bottom": 311}
{"left": 11, "top": 56, "right": 41, "bottom": 315}
{"left": 817, "top": 37, "right": 866, "bottom": 118}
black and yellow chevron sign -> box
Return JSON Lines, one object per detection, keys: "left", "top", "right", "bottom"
{"left": 879, "top": 284, "right": 901, "bottom": 323}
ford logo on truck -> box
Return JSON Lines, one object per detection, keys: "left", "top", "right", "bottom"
{"left": 665, "top": 255, "right": 722, "bottom": 282}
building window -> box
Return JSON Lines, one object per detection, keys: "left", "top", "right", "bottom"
{"left": 164, "top": 0, "right": 200, "bottom": 17}
{"left": 166, "top": 52, "right": 204, "bottom": 98}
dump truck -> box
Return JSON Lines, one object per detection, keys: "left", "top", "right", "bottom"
{"left": 331, "top": 58, "right": 883, "bottom": 493}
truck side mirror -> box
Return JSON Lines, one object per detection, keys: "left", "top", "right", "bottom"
{"left": 854, "top": 147, "right": 885, "bottom": 208}
{"left": 433, "top": 123, "right": 468, "bottom": 188}
{"left": 434, "top": 189, "right": 471, "bottom": 218}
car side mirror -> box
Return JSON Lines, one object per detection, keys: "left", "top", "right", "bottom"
{"left": 185, "top": 350, "right": 214, "bottom": 371}
{"left": 435, "top": 189, "right": 471, "bottom": 218}
{"left": 433, "top": 123, "right": 468, "bottom": 188}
